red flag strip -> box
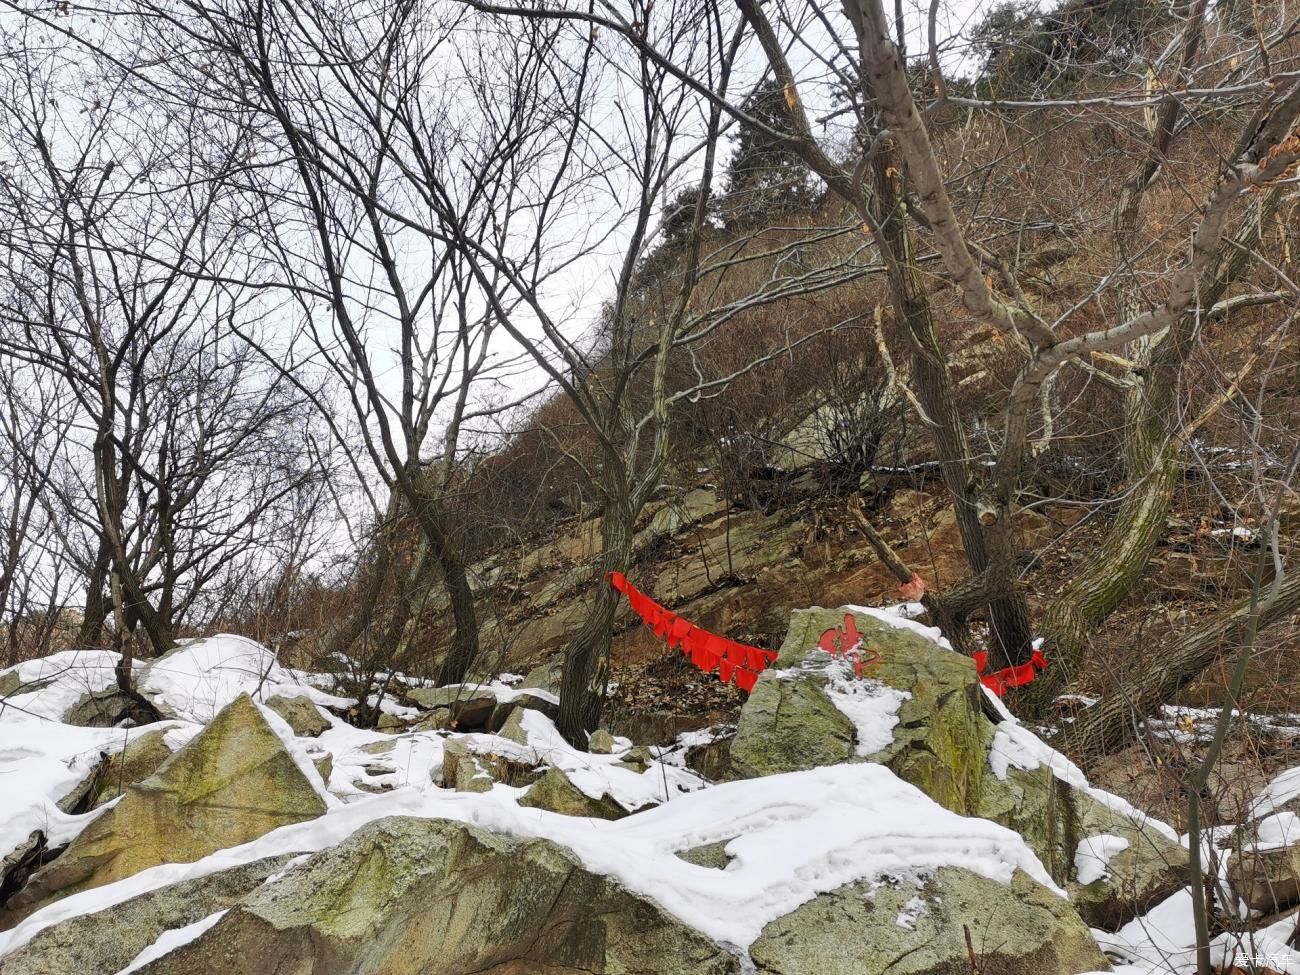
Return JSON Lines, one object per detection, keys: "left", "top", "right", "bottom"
{"left": 972, "top": 649, "right": 1048, "bottom": 696}
{"left": 607, "top": 572, "right": 776, "bottom": 693}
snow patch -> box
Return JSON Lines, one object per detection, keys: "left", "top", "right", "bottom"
{"left": 1074, "top": 834, "right": 1130, "bottom": 886}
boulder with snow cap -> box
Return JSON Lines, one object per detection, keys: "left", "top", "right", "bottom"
{"left": 518, "top": 767, "right": 631, "bottom": 819}
{"left": 263, "top": 694, "right": 330, "bottom": 738}
{"left": 732, "top": 607, "right": 1185, "bottom": 928}
{"left": 0, "top": 694, "right": 326, "bottom": 926}
{"left": 440, "top": 737, "right": 541, "bottom": 792}
{"left": 486, "top": 691, "right": 560, "bottom": 732}
{"left": 1226, "top": 778, "right": 1300, "bottom": 912}
{"left": 126, "top": 817, "right": 741, "bottom": 975}
{"left": 749, "top": 867, "right": 1109, "bottom": 975}
{"left": 405, "top": 685, "right": 497, "bottom": 729}
{"left": 730, "top": 606, "right": 987, "bottom": 818}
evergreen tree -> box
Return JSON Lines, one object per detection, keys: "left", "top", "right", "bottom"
{"left": 722, "top": 79, "right": 816, "bottom": 224}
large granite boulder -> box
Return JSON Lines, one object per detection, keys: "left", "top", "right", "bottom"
{"left": 750, "top": 867, "right": 1109, "bottom": 975}
{"left": 407, "top": 685, "right": 498, "bottom": 731}
{"left": 517, "top": 768, "right": 629, "bottom": 820}
{"left": 129, "top": 817, "right": 740, "bottom": 975}
{"left": 731, "top": 606, "right": 1186, "bottom": 929}
{"left": 1, "top": 695, "right": 326, "bottom": 925}
{"left": 0, "top": 857, "right": 292, "bottom": 975}
{"left": 730, "top": 607, "right": 987, "bottom": 817}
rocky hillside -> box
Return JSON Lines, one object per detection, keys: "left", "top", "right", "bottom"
{"left": 3, "top": 613, "right": 1300, "bottom": 974}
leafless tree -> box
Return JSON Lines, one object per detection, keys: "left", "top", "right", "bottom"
{"left": 0, "top": 21, "right": 326, "bottom": 681}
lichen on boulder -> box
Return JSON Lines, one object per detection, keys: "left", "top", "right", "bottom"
{"left": 749, "top": 867, "right": 1109, "bottom": 975}
{"left": 128, "top": 817, "right": 740, "bottom": 975}
{"left": 0, "top": 694, "right": 326, "bottom": 925}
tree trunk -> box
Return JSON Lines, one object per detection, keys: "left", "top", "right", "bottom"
{"left": 1065, "top": 569, "right": 1300, "bottom": 758}
{"left": 433, "top": 538, "right": 481, "bottom": 686}
{"left": 557, "top": 497, "right": 633, "bottom": 746}
{"left": 78, "top": 541, "right": 112, "bottom": 646}
{"left": 867, "top": 153, "right": 1035, "bottom": 669}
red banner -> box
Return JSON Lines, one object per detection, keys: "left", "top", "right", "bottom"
{"left": 607, "top": 572, "right": 776, "bottom": 693}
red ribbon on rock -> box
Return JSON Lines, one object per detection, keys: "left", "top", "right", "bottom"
{"left": 972, "top": 648, "right": 1048, "bottom": 696}
{"left": 607, "top": 572, "right": 775, "bottom": 693}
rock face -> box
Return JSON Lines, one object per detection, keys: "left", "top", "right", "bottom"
{"left": 132, "top": 817, "right": 740, "bottom": 975}
{"left": 1227, "top": 813, "right": 1300, "bottom": 912}
{"left": 0, "top": 857, "right": 292, "bottom": 975}
{"left": 749, "top": 868, "right": 1109, "bottom": 975}
{"left": 731, "top": 606, "right": 1186, "bottom": 929}
{"left": 62, "top": 688, "right": 157, "bottom": 728}
{"left": 264, "top": 694, "right": 330, "bottom": 737}
{"left": 1, "top": 695, "right": 326, "bottom": 925}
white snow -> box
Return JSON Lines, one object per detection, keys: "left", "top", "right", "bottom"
{"left": 1074, "top": 834, "right": 1131, "bottom": 886}
{"left": 0, "top": 650, "right": 140, "bottom": 723}
{"left": 113, "top": 910, "right": 228, "bottom": 975}
{"left": 822, "top": 660, "right": 910, "bottom": 757}
{"left": 0, "top": 762, "right": 1063, "bottom": 958}
{"left": 136, "top": 635, "right": 349, "bottom": 724}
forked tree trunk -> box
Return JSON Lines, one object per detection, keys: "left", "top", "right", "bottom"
{"left": 1028, "top": 191, "right": 1280, "bottom": 708}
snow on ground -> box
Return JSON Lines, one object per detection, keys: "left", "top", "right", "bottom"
{"left": 0, "top": 761, "right": 1062, "bottom": 959}
{"left": 0, "top": 718, "right": 183, "bottom": 860}
{"left": 137, "top": 635, "right": 351, "bottom": 723}
{"left": 0, "top": 650, "right": 141, "bottom": 723}
{"left": 1096, "top": 887, "right": 1300, "bottom": 973}
{"left": 7, "top": 632, "right": 1300, "bottom": 975}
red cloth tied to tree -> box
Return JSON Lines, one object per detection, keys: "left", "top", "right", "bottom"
{"left": 972, "top": 648, "right": 1048, "bottom": 696}
{"left": 607, "top": 572, "right": 774, "bottom": 693}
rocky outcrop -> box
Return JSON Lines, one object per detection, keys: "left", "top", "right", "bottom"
{"left": 440, "top": 737, "right": 540, "bottom": 792}
{"left": 0, "top": 857, "right": 293, "bottom": 975}
{"left": 130, "top": 817, "right": 741, "bottom": 975}
{"left": 731, "top": 607, "right": 987, "bottom": 818}
{"left": 1, "top": 695, "right": 326, "bottom": 925}
{"left": 264, "top": 695, "right": 330, "bottom": 737}
{"left": 749, "top": 867, "right": 1109, "bottom": 975}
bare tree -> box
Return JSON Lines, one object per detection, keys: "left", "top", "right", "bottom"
{"left": 0, "top": 22, "right": 325, "bottom": 678}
